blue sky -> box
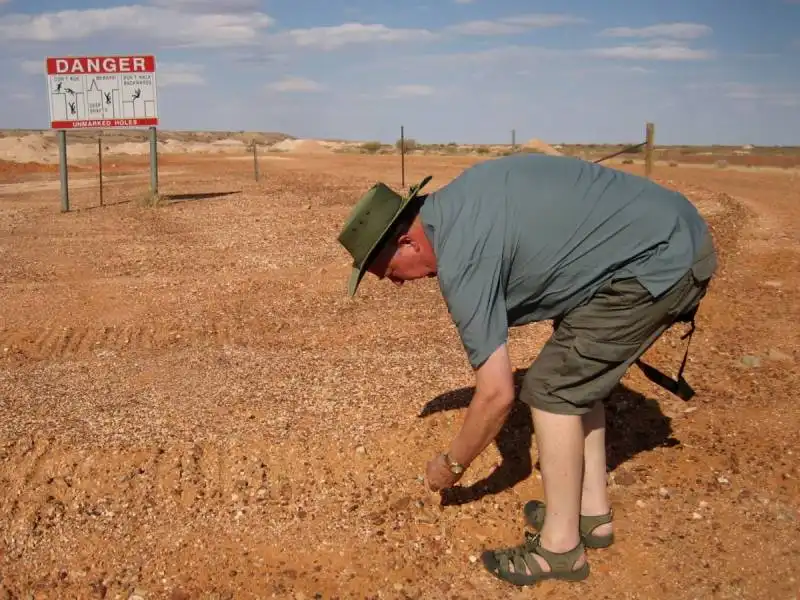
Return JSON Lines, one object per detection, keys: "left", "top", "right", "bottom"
{"left": 1, "top": 0, "right": 798, "bottom": 145}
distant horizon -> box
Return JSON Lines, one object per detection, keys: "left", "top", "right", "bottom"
{"left": 3, "top": 127, "right": 799, "bottom": 149}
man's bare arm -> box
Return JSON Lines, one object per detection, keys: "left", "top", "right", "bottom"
{"left": 445, "top": 344, "right": 516, "bottom": 469}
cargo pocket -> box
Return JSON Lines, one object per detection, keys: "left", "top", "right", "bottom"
{"left": 547, "top": 336, "right": 645, "bottom": 407}
{"left": 573, "top": 337, "right": 643, "bottom": 364}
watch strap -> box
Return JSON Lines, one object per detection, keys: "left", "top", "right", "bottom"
{"left": 443, "top": 452, "right": 465, "bottom": 474}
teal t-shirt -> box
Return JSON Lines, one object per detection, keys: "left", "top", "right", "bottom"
{"left": 419, "top": 153, "right": 716, "bottom": 369}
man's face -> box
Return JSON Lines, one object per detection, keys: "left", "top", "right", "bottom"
{"left": 367, "top": 236, "right": 433, "bottom": 287}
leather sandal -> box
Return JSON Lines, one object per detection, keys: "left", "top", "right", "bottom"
{"left": 481, "top": 531, "right": 590, "bottom": 586}
{"left": 523, "top": 500, "right": 614, "bottom": 549}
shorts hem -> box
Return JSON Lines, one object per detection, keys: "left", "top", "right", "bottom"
{"left": 520, "top": 388, "right": 596, "bottom": 416}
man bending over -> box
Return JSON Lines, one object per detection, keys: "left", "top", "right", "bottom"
{"left": 337, "top": 153, "right": 717, "bottom": 587}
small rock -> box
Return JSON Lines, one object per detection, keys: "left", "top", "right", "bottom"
{"left": 391, "top": 496, "right": 411, "bottom": 511}
{"left": 699, "top": 501, "right": 709, "bottom": 510}
{"left": 355, "top": 446, "right": 366, "bottom": 455}
{"left": 763, "top": 280, "right": 783, "bottom": 289}
{"left": 658, "top": 487, "right": 671, "bottom": 499}
{"left": 615, "top": 471, "right": 637, "bottom": 487}
{"left": 741, "top": 355, "right": 762, "bottom": 368}
{"left": 393, "top": 583, "right": 403, "bottom": 591}
{"left": 683, "top": 407, "right": 698, "bottom": 414}
{"left": 469, "top": 555, "right": 478, "bottom": 564}
{"left": 692, "top": 512, "right": 703, "bottom": 520}
{"left": 231, "top": 493, "right": 240, "bottom": 503}
{"left": 635, "top": 500, "right": 646, "bottom": 509}
{"left": 717, "top": 476, "right": 730, "bottom": 485}
{"left": 767, "top": 349, "right": 792, "bottom": 362}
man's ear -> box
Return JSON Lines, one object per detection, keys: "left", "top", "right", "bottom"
{"left": 396, "top": 233, "right": 419, "bottom": 251}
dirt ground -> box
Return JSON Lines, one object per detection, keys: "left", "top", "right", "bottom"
{"left": 0, "top": 150, "right": 798, "bottom": 600}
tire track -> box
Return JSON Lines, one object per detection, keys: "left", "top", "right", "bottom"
{"left": 0, "top": 440, "right": 279, "bottom": 541}
{"left": 0, "top": 320, "right": 272, "bottom": 361}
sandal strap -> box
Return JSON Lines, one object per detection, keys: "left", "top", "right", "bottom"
{"left": 528, "top": 533, "right": 585, "bottom": 572}
{"left": 580, "top": 509, "right": 613, "bottom": 535}
{"left": 492, "top": 535, "right": 546, "bottom": 578}
{"left": 524, "top": 500, "right": 613, "bottom": 537}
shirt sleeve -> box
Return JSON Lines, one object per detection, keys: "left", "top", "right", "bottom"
{"left": 438, "top": 254, "right": 509, "bottom": 370}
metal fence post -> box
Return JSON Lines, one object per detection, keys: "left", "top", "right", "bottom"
{"left": 400, "top": 125, "right": 405, "bottom": 189}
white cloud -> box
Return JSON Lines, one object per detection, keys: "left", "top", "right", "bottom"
{"left": 428, "top": 44, "right": 572, "bottom": 65}
{"left": 600, "top": 22, "right": 712, "bottom": 40}
{"left": 286, "top": 23, "right": 435, "bottom": 50}
{"left": 446, "top": 13, "right": 585, "bottom": 36}
{"left": 0, "top": 5, "right": 274, "bottom": 47}
{"left": 724, "top": 83, "right": 799, "bottom": 107}
{"left": 147, "top": 0, "right": 261, "bottom": 13}
{"left": 265, "top": 76, "right": 325, "bottom": 93}
{"left": 384, "top": 84, "right": 435, "bottom": 98}
{"left": 454, "top": 0, "right": 476, "bottom": 4}
{"left": 589, "top": 45, "right": 714, "bottom": 61}
{"left": 687, "top": 81, "right": 800, "bottom": 107}
{"left": 158, "top": 62, "right": 206, "bottom": 86}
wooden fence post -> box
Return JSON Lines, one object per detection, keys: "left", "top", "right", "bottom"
{"left": 253, "top": 140, "right": 260, "bottom": 182}
{"left": 645, "top": 122, "right": 655, "bottom": 178}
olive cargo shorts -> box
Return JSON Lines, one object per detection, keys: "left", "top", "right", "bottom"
{"left": 520, "top": 255, "right": 715, "bottom": 416}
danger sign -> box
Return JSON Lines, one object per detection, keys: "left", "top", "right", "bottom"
{"left": 47, "top": 56, "right": 155, "bottom": 75}
{"left": 45, "top": 55, "right": 159, "bottom": 130}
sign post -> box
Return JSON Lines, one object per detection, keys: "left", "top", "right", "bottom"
{"left": 149, "top": 126, "right": 158, "bottom": 198}
{"left": 58, "top": 131, "right": 69, "bottom": 212}
{"left": 98, "top": 135, "right": 104, "bottom": 207}
{"left": 45, "top": 55, "right": 159, "bottom": 210}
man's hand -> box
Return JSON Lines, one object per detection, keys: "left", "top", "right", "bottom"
{"left": 425, "top": 453, "right": 462, "bottom": 492}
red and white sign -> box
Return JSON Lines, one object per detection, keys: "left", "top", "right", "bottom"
{"left": 45, "top": 55, "right": 159, "bottom": 129}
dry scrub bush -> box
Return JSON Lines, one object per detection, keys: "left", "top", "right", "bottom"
{"left": 396, "top": 138, "right": 417, "bottom": 153}
{"left": 361, "top": 141, "right": 382, "bottom": 154}
{"left": 138, "top": 192, "right": 165, "bottom": 208}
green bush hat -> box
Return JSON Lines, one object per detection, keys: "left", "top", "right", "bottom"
{"left": 337, "top": 175, "right": 433, "bottom": 297}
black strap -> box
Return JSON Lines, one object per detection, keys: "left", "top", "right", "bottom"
{"left": 634, "top": 310, "right": 698, "bottom": 401}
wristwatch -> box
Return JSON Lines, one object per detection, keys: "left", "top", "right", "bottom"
{"left": 442, "top": 452, "right": 465, "bottom": 475}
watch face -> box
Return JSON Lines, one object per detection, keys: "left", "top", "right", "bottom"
{"left": 443, "top": 453, "right": 464, "bottom": 474}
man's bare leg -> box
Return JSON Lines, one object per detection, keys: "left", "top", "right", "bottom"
{"left": 531, "top": 407, "right": 586, "bottom": 572}
{"left": 580, "top": 401, "right": 613, "bottom": 537}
